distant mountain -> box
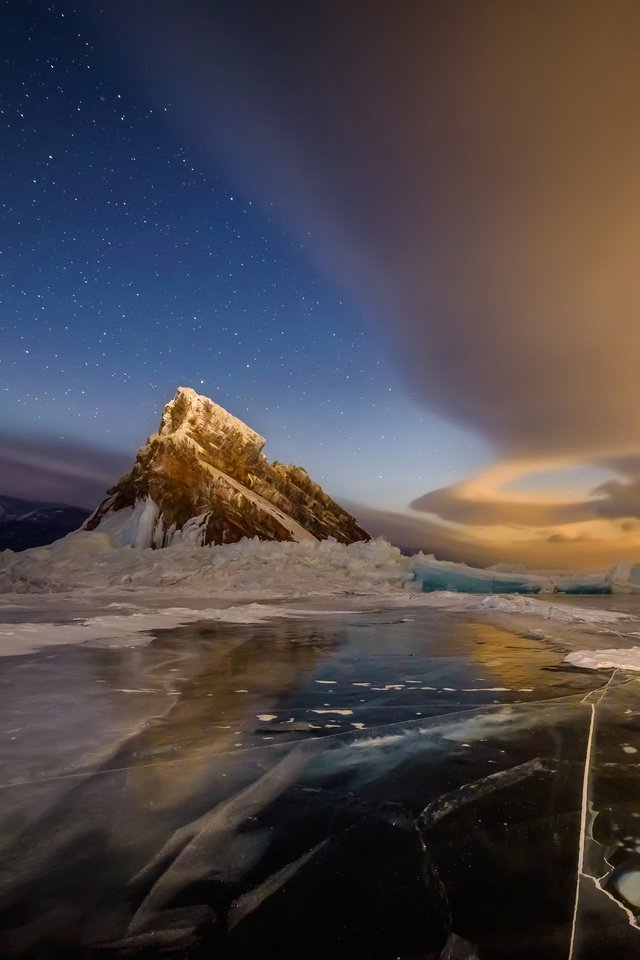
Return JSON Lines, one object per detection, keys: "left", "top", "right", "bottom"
{"left": 0, "top": 495, "right": 90, "bottom": 552}
{"left": 85, "top": 386, "right": 369, "bottom": 548}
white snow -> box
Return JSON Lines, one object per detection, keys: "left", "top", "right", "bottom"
{"left": 566, "top": 647, "right": 640, "bottom": 672}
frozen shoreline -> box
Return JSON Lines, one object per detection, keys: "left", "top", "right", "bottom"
{"left": 1, "top": 531, "right": 639, "bottom": 668}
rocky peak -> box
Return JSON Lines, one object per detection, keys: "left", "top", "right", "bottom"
{"left": 159, "top": 386, "right": 265, "bottom": 452}
{"left": 85, "top": 387, "right": 369, "bottom": 548}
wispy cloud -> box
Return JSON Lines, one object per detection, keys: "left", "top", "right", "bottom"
{"left": 0, "top": 434, "right": 129, "bottom": 507}
{"left": 82, "top": 3, "right": 640, "bottom": 558}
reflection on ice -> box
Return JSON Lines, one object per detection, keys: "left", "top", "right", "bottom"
{"left": 0, "top": 609, "right": 639, "bottom": 957}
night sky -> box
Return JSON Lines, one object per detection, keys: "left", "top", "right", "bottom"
{"left": 3, "top": 1, "right": 640, "bottom": 568}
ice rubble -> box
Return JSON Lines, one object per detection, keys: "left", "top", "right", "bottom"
{"left": 412, "top": 555, "right": 622, "bottom": 595}
{"left": 411, "top": 591, "right": 630, "bottom": 623}
{"left": 1, "top": 526, "right": 639, "bottom": 603}
{"left": 0, "top": 530, "right": 415, "bottom": 597}
{"left": 605, "top": 562, "right": 640, "bottom": 593}
{"left": 87, "top": 488, "right": 622, "bottom": 596}
{"left": 17, "top": 489, "right": 640, "bottom": 598}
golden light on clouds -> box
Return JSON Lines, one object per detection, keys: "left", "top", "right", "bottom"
{"left": 102, "top": 1, "right": 640, "bottom": 568}
{"left": 409, "top": 457, "right": 640, "bottom": 568}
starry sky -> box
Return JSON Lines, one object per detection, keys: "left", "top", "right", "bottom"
{"left": 3, "top": 0, "right": 640, "bottom": 568}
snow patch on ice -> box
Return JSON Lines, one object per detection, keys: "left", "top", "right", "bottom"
{"left": 0, "top": 602, "right": 353, "bottom": 656}
{"left": 566, "top": 647, "right": 640, "bottom": 672}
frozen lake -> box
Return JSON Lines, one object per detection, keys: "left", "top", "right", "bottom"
{"left": 0, "top": 600, "right": 639, "bottom": 957}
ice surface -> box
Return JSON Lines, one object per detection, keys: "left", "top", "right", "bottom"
{"left": 0, "top": 607, "right": 637, "bottom": 958}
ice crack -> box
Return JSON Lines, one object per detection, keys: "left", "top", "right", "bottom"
{"left": 568, "top": 671, "right": 639, "bottom": 959}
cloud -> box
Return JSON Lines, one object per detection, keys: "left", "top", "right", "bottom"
{"left": 349, "top": 503, "right": 495, "bottom": 566}
{"left": 100, "top": 1, "right": 640, "bottom": 454}
{"left": 92, "top": 1, "right": 640, "bottom": 554}
{"left": 0, "top": 434, "right": 129, "bottom": 508}
{"left": 410, "top": 483, "right": 596, "bottom": 528}
{"left": 593, "top": 477, "right": 640, "bottom": 521}
{"left": 545, "top": 532, "right": 591, "bottom": 544}
{"left": 355, "top": 504, "right": 640, "bottom": 571}
{"left": 410, "top": 457, "right": 640, "bottom": 528}
{"left": 620, "top": 520, "right": 640, "bottom": 533}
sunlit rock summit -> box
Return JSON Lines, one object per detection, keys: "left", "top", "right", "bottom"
{"left": 85, "top": 386, "right": 369, "bottom": 548}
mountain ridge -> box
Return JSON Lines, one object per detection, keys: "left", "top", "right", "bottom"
{"left": 0, "top": 495, "right": 90, "bottom": 552}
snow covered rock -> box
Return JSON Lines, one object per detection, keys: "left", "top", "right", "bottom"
{"left": 84, "top": 387, "right": 369, "bottom": 548}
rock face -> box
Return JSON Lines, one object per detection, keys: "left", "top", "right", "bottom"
{"left": 85, "top": 387, "right": 369, "bottom": 548}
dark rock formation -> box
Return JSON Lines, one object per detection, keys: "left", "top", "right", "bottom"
{"left": 85, "top": 387, "right": 369, "bottom": 547}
